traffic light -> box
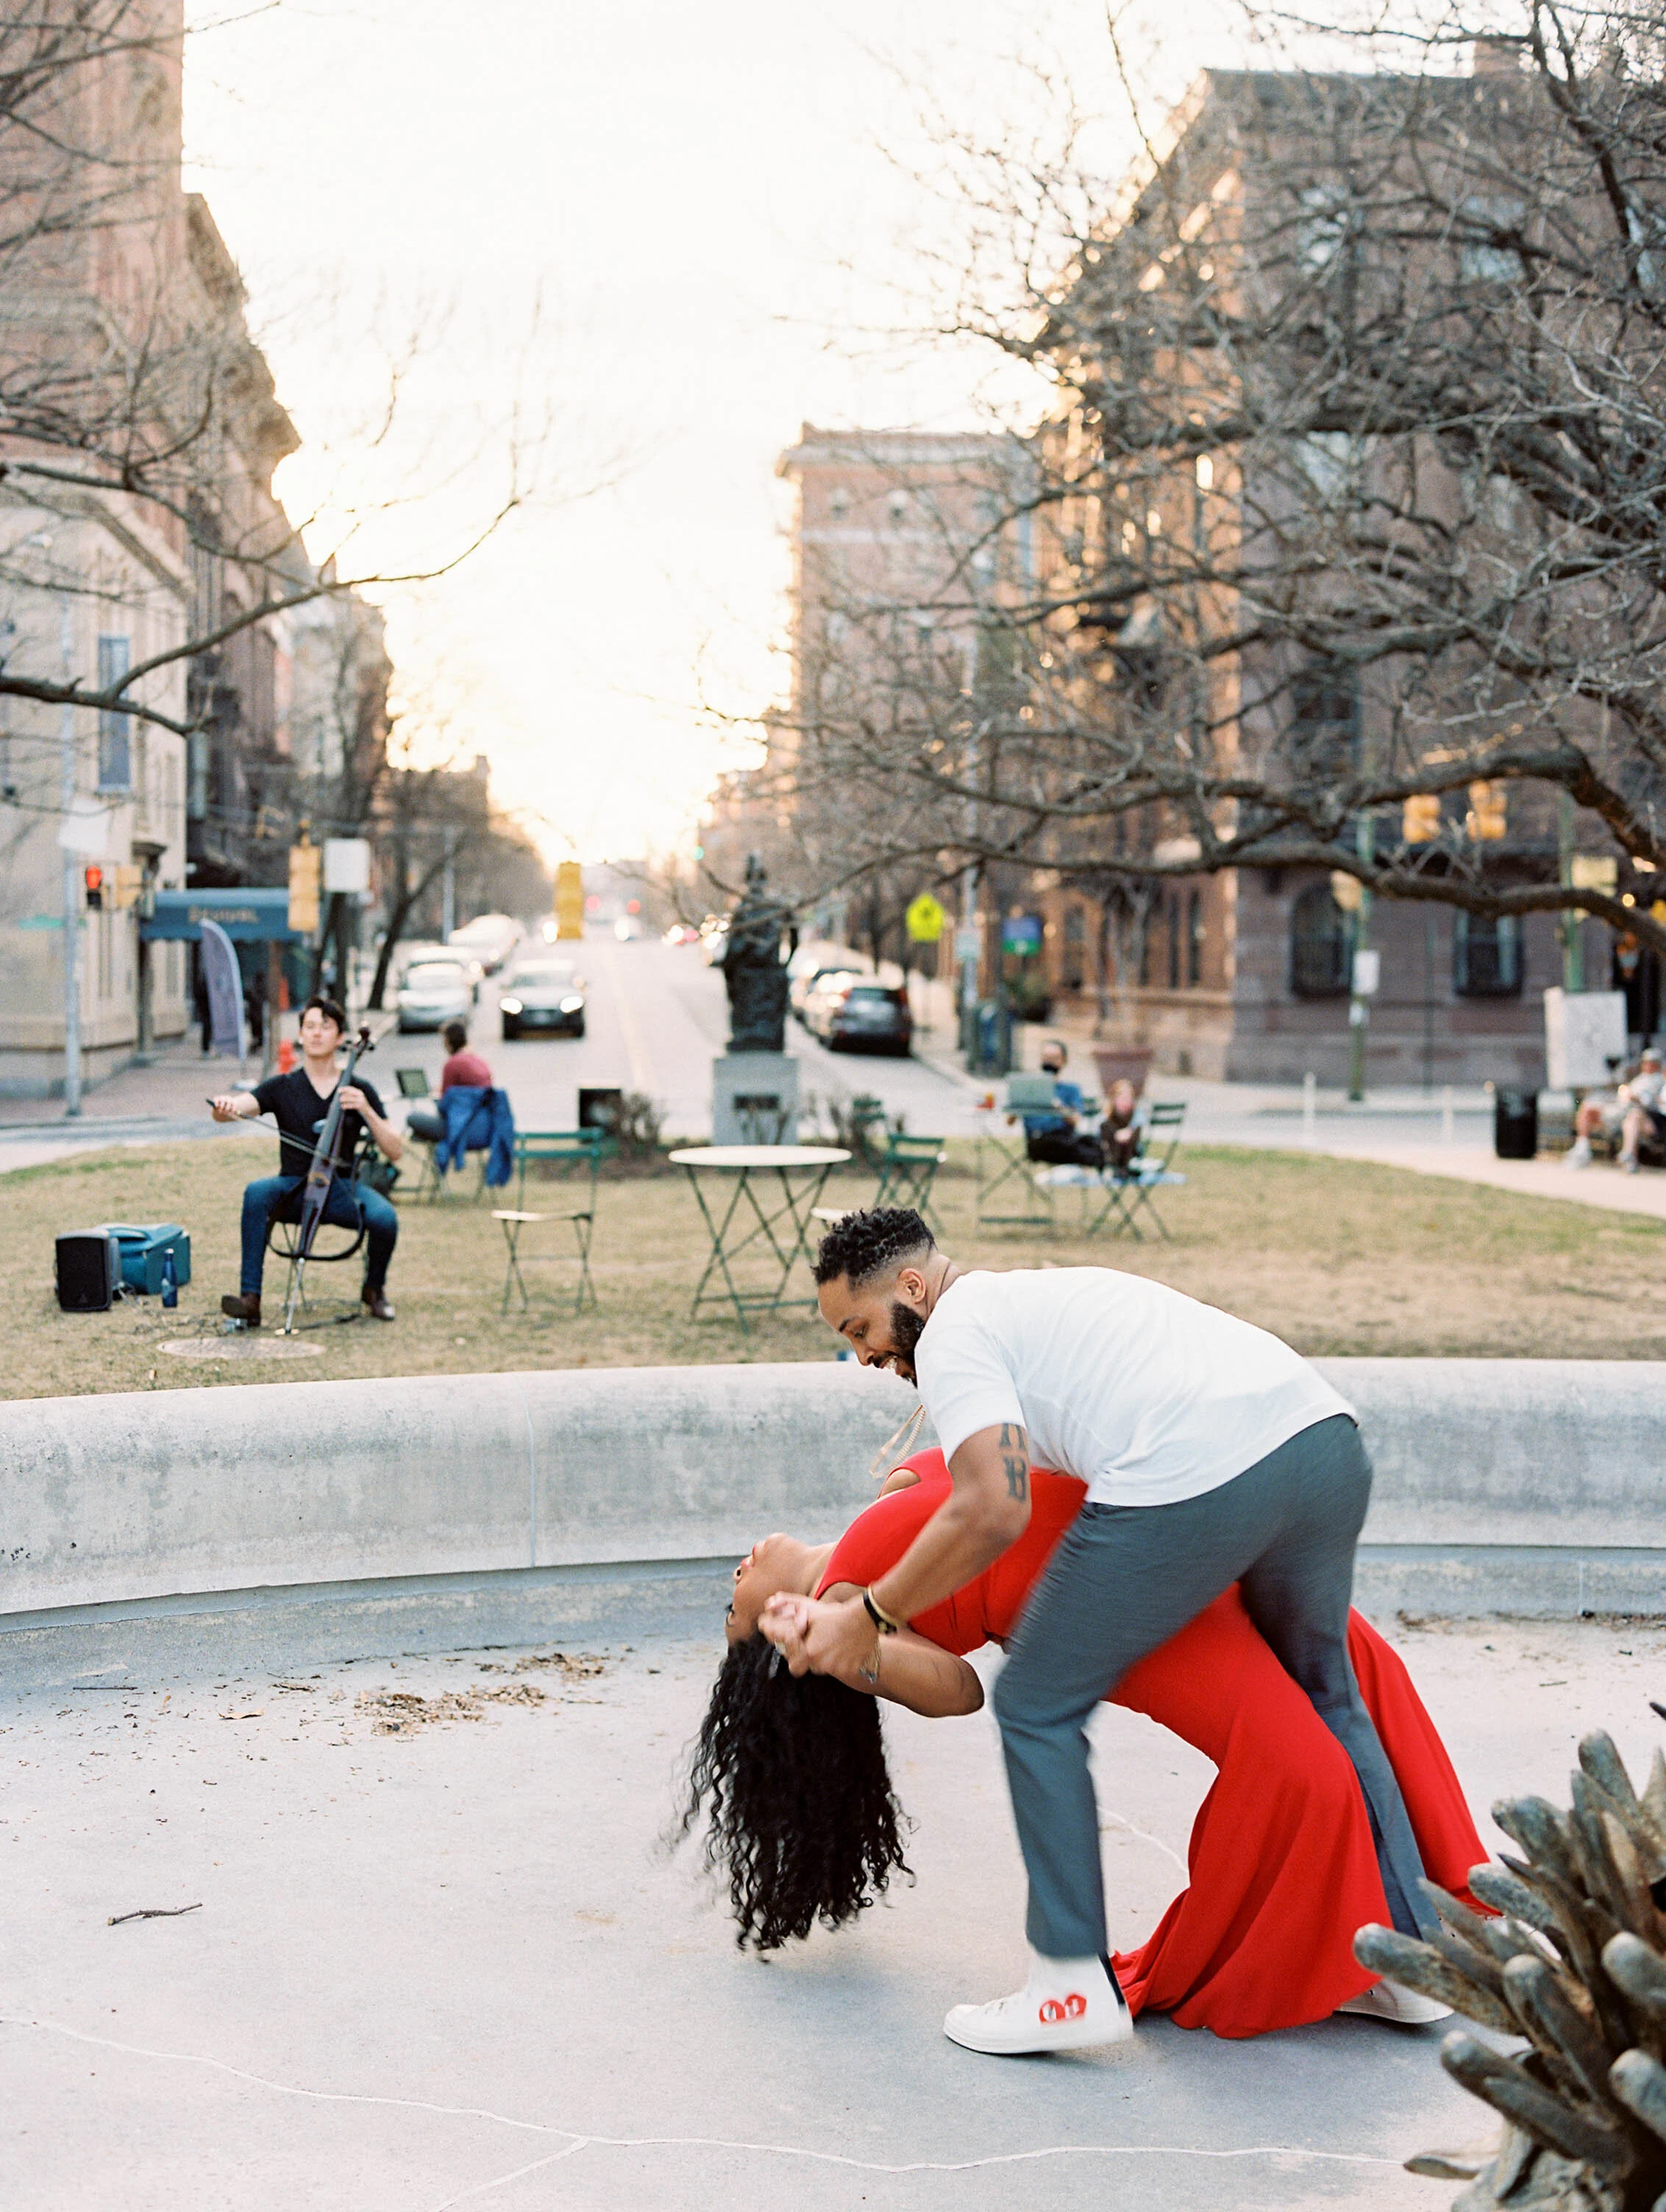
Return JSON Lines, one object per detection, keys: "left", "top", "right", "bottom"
{"left": 1402, "top": 793, "right": 1442, "bottom": 843}
{"left": 1467, "top": 781, "right": 1507, "bottom": 841}
{"left": 83, "top": 865, "right": 104, "bottom": 911}
{"left": 555, "top": 860, "right": 584, "bottom": 941}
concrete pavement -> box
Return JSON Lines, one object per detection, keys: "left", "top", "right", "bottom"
{"left": 21, "top": 1611, "right": 1665, "bottom": 2210}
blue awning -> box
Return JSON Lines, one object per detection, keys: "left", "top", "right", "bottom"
{"left": 141, "top": 888, "right": 307, "bottom": 943}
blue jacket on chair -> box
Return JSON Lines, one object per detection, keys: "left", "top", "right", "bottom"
{"left": 436, "top": 1085, "right": 516, "bottom": 1186}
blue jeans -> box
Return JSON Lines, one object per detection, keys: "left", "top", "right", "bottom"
{"left": 240, "top": 1174, "right": 399, "bottom": 1296}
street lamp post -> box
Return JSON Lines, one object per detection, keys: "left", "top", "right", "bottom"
{"left": 59, "top": 590, "right": 82, "bottom": 1117}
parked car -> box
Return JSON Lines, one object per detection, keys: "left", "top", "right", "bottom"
{"left": 805, "top": 977, "right": 913, "bottom": 1055}
{"left": 613, "top": 915, "right": 643, "bottom": 943}
{"left": 788, "top": 941, "right": 873, "bottom": 1024}
{"left": 449, "top": 913, "right": 524, "bottom": 976}
{"left": 499, "top": 960, "right": 587, "bottom": 1041}
{"left": 401, "top": 941, "right": 483, "bottom": 999}
{"left": 396, "top": 958, "right": 475, "bottom": 1032}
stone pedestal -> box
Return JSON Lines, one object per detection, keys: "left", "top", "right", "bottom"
{"left": 712, "top": 1053, "right": 799, "bottom": 1146}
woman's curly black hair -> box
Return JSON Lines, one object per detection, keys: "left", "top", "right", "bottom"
{"left": 677, "top": 1635, "right": 912, "bottom": 1952}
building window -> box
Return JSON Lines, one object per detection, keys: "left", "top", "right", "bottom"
{"left": 1164, "top": 894, "right": 1181, "bottom": 991}
{"left": 1290, "top": 882, "right": 1350, "bottom": 996}
{"left": 97, "top": 634, "right": 132, "bottom": 791}
{"left": 1453, "top": 911, "right": 1522, "bottom": 997}
{"left": 1289, "top": 663, "right": 1359, "bottom": 780}
{"left": 1186, "top": 889, "right": 1204, "bottom": 986}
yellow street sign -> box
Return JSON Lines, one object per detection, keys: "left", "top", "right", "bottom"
{"left": 906, "top": 892, "right": 947, "bottom": 943}
{"left": 555, "top": 860, "right": 584, "bottom": 941}
{"left": 288, "top": 840, "right": 321, "bottom": 934}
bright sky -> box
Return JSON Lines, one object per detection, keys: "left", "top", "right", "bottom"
{"left": 181, "top": 0, "right": 1225, "bottom": 863}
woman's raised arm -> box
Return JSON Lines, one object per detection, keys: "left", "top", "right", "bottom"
{"left": 766, "top": 1589, "right": 983, "bottom": 1719}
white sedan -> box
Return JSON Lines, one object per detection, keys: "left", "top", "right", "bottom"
{"left": 396, "top": 958, "right": 475, "bottom": 1032}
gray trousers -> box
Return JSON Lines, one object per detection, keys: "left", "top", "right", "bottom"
{"left": 992, "top": 1413, "right": 1435, "bottom": 1960}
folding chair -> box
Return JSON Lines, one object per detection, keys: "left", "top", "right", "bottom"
{"left": 975, "top": 1073, "right": 1058, "bottom": 1232}
{"left": 395, "top": 1068, "right": 444, "bottom": 1202}
{"left": 1084, "top": 1101, "right": 1188, "bottom": 1241}
{"left": 264, "top": 1130, "right": 378, "bottom": 1327}
{"left": 493, "top": 1128, "right": 602, "bottom": 1315}
{"left": 428, "top": 1087, "right": 510, "bottom": 1205}
{"left": 870, "top": 1132, "right": 947, "bottom": 1230}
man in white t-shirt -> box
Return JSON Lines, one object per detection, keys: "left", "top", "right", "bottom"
{"left": 763, "top": 1208, "right": 1441, "bottom": 2056}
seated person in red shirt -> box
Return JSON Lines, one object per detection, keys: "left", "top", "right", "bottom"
{"left": 407, "top": 1021, "right": 493, "bottom": 1141}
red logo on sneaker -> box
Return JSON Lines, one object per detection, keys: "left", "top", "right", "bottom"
{"left": 1038, "top": 1992, "right": 1089, "bottom": 2024}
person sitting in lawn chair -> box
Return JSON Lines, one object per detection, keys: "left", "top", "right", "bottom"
{"left": 1019, "top": 1041, "right": 1105, "bottom": 1171}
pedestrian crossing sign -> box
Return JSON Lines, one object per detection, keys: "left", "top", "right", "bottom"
{"left": 906, "top": 893, "right": 946, "bottom": 943}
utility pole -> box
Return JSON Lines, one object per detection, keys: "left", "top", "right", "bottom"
{"left": 441, "top": 826, "right": 457, "bottom": 941}
{"left": 1557, "top": 788, "right": 1584, "bottom": 992}
{"left": 1346, "top": 816, "right": 1375, "bottom": 1105}
{"left": 60, "top": 590, "right": 82, "bottom": 1117}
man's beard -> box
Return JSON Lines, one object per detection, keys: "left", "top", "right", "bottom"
{"left": 888, "top": 1299, "right": 925, "bottom": 1382}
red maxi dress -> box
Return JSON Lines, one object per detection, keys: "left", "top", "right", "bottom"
{"left": 819, "top": 1449, "right": 1485, "bottom": 2039}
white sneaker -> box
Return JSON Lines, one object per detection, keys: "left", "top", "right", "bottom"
{"left": 1623, "top": 1156, "right": 1640, "bottom": 1174}
{"left": 1337, "top": 1978, "right": 1452, "bottom": 2025}
{"left": 944, "top": 1952, "right": 1135, "bottom": 2056}
{"left": 1565, "top": 1138, "right": 1593, "bottom": 1170}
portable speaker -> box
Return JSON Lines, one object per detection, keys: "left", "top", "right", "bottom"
{"left": 55, "top": 1231, "right": 121, "bottom": 1313}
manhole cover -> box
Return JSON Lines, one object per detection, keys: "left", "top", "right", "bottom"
{"left": 160, "top": 1337, "right": 324, "bottom": 1361}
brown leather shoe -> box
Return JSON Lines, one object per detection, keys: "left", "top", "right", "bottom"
{"left": 362, "top": 1286, "right": 396, "bottom": 1321}
{"left": 221, "top": 1292, "right": 261, "bottom": 1327}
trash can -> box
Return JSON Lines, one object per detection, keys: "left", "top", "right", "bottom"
{"left": 1493, "top": 1087, "right": 1538, "bottom": 1160}
{"left": 972, "top": 998, "right": 1012, "bottom": 1077}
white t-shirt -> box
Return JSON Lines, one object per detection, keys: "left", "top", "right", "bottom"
{"left": 914, "top": 1268, "right": 1353, "bottom": 1508}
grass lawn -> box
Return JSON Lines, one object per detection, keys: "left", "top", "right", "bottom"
{"left": 2, "top": 1135, "right": 1661, "bottom": 1402}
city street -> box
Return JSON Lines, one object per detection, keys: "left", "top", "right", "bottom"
{"left": 377, "top": 931, "right": 975, "bottom": 1141}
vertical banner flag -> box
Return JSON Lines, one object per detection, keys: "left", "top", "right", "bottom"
{"left": 199, "top": 918, "right": 247, "bottom": 1062}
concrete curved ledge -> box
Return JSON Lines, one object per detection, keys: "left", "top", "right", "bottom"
{"left": 1, "top": 1357, "right": 1662, "bottom": 1679}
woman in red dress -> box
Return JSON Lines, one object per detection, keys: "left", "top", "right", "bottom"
{"left": 681, "top": 1449, "right": 1484, "bottom": 2040}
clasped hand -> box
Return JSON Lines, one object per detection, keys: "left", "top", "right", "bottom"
{"left": 760, "top": 1591, "right": 877, "bottom": 1680}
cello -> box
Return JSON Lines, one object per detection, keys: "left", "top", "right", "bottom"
{"left": 282, "top": 1024, "right": 375, "bottom": 1332}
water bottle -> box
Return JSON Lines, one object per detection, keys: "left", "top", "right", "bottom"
{"left": 160, "top": 1246, "right": 178, "bottom": 1310}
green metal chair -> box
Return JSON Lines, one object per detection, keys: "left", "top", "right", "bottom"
{"left": 975, "top": 1072, "right": 1058, "bottom": 1232}
{"left": 1084, "top": 1101, "right": 1188, "bottom": 1241}
{"left": 492, "top": 1128, "right": 602, "bottom": 1315}
{"left": 870, "top": 1131, "right": 947, "bottom": 1230}
{"left": 394, "top": 1068, "right": 444, "bottom": 1202}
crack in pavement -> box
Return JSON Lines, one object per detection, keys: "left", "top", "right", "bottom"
{"left": 5, "top": 2013, "right": 1403, "bottom": 2185}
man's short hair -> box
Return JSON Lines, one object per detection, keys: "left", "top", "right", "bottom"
{"left": 300, "top": 994, "right": 346, "bottom": 1036}
{"left": 441, "top": 1020, "right": 469, "bottom": 1052}
{"left": 1042, "top": 1038, "right": 1068, "bottom": 1065}
{"left": 813, "top": 1207, "right": 935, "bottom": 1288}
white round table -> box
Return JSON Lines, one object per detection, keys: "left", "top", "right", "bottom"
{"left": 669, "top": 1145, "right": 850, "bottom": 1328}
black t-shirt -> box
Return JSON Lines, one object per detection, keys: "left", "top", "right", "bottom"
{"left": 252, "top": 1068, "right": 385, "bottom": 1180}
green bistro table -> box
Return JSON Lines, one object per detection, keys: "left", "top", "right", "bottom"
{"left": 670, "top": 1145, "right": 850, "bottom": 1330}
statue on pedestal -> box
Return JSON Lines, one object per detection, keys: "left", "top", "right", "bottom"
{"left": 714, "top": 854, "right": 797, "bottom": 1055}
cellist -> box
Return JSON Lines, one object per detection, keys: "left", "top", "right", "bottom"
{"left": 210, "top": 995, "right": 403, "bottom": 1326}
